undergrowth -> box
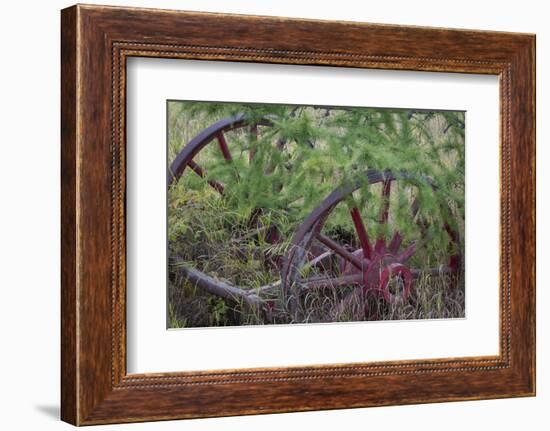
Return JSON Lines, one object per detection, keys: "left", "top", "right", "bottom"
{"left": 167, "top": 101, "right": 465, "bottom": 328}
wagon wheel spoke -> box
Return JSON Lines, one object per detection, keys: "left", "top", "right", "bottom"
{"left": 216, "top": 129, "right": 243, "bottom": 181}
{"left": 315, "top": 233, "right": 363, "bottom": 270}
{"left": 378, "top": 178, "right": 392, "bottom": 224}
{"left": 397, "top": 242, "right": 416, "bottom": 263}
{"left": 375, "top": 178, "right": 392, "bottom": 253}
{"left": 216, "top": 131, "right": 232, "bottom": 161}
{"left": 301, "top": 273, "right": 364, "bottom": 290}
{"left": 399, "top": 220, "right": 442, "bottom": 263}
{"left": 388, "top": 231, "right": 402, "bottom": 254}
{"left": 302, "top": 249, "right": 334, "bottom": 271}
{"left": 349, "top": 207, "right": 372, "bottom": 260}
{"left": 187, "top": 160, "right": 225, "bottom": 195}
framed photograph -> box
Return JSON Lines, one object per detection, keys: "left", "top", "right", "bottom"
{"left": 61, "top": 4, "right": 535, "bottom": 425}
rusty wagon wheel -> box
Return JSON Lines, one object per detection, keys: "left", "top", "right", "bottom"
{"left": 281, "top": 169, "right": 462, "bottom": 320}
{"left": 168, "top": 114, "right": 287, "bottom": 319}
{"left": 168, "top": 113, "right": 288, "bottom": 246}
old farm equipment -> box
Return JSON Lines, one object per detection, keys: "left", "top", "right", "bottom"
{"left": 168, "top": 114, "right": 462, "bottom": 323}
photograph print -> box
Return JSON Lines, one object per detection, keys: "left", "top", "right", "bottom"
{"left": 167, "top": 101, "right": 465, "bottom": 328}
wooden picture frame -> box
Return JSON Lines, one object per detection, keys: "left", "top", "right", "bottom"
{"left": 61, "top": 4, "right": 535, "bottom": 425}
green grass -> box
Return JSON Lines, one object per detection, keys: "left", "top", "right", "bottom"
{"left": 167, "top": 101, "right": 465, "bottom": 328}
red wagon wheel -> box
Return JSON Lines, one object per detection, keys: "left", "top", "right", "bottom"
{"left": 281, "top": 169, "right": 461, "bottom": 319}
{"left": 169, "top": 113, "right": 287, "bottom": 241}
{"left": 168, "top": 114, "right": 286, "bottom": 316}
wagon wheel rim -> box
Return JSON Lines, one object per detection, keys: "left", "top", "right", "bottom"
{"left": 168, "top": 114, "right": 274, "bottom": 188}
{"left": 281, "top": 169, "right": 462, "bottom": 316}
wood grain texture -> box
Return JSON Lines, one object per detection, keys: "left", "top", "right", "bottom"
{"left": 60, "top": 4, "right": 535, "bottom": 425}
{"left": 60, "top": 5, "right": 78, "bottom": 425}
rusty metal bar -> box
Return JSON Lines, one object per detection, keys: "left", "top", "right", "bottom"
{"left": 378, "top": 178, "right": 392, "bottom": 224}
{"left": 388, "top": 231, "right": 402, "bottom": 253}
{"left": 398, "top": 242, "right": 417, "bottom": 263}
{"left": 374, "top": 178, "right": 392, "bottom": 252}
{"left": 216, "top": 131, "right": 232, "bottom": 161}
{"left": 350, "top": 207, "right": 372, "bottom": 260}
{"left": 187, "top": 160, "right": 225, "bottom": 194}
{"left": 316, "top": 233, "right": 363, "bottom": 270}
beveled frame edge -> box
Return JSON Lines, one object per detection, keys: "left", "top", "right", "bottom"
{"left": 61, "top": 4, "right": 535, "bottom": 426}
